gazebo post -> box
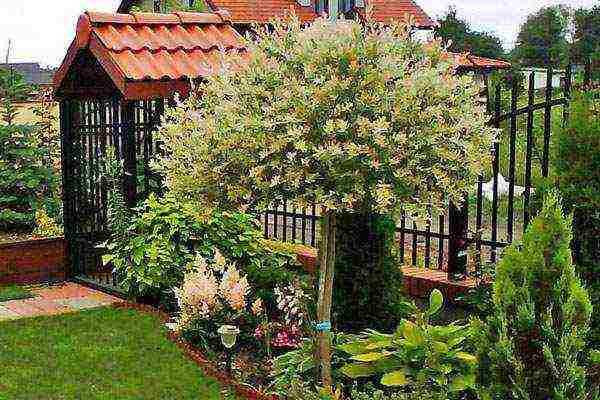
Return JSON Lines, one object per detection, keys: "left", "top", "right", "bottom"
{"left": 59, "top": 99, "right": 75, "bottom": 277}
{"left": 120, "top": 100, "right": 138, "bottom": 208}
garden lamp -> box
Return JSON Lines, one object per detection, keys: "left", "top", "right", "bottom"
{"left": 217, "top": 325, "right": 239, "bottom": 349}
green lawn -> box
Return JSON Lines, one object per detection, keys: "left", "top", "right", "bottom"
{"left": 0, "top": 285, "right": 34, "bottom": 302}
{"left": 0, "top": 307, "right": 230, "bottom": 400}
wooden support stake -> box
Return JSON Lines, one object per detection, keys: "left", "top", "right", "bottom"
{"left": 316, "top": 211, "right": 336, "bottom": 389}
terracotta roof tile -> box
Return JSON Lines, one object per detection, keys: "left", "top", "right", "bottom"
{"left": 54, "top": 11, "right": 247, "bottom": 99}
{"left": 208, "top": 0, "right": 318, "bottom": 23}
{"left": 446, "top": 52, "right": 511, "bottom": 71}
{"left": 207, "top": 0, "right": 436, "bottom": 27}
{"left": 355, "top": 0, "right": 437, "bottom": 28}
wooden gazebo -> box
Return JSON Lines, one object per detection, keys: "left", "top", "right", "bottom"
{"left": 53, "top": 10, "right": 246, "bottom": 289}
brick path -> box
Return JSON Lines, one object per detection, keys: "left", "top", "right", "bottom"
{"left": 0, "top": 282, "right": 122, "bottom": 321}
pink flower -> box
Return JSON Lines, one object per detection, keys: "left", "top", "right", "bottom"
{"left": 254, "top": 325, "right": 263, "bottom": 339}
{"left": 220, "top": 266, "right": 250, "bottom": 311}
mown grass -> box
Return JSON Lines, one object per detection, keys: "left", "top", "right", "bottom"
{"left": 0, "top": 285, "right": 34, "bottom": 302}
{"left": 0, "top": 307, "right": 231, "bottom": 400}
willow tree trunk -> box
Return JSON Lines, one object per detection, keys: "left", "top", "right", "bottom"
{"left": 316, "top": 211, "right": 336, "bottom": 388}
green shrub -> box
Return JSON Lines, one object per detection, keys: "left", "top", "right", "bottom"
{"left": 338, "top": 290, "right": 478, "bottom": 398}
{"left": 32, "top": 208, "right": 63, "bottom": 238}
{"left": 556, "top": 89, "right": 600, "bottom": 347}
{"left": 0, "top": 124, "right": 60, "bottom": 231}
{"left": 103, "top": 194, "right": 300, "bottom": 302}
{"left": 475, "top": 192, "right": 592, "bottom": 399}
{"left": 333, "top": 212, "right": 405, "bottom": 332}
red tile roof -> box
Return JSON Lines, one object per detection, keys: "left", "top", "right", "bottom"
{"left": 206, "top": 0, "right": 317, "bottom": 23}
{"left": 117, "top": 0, "right": 437, "bottom": 28}
{"left": 446, "top": 52, "right": 512, "bottom": 71}
{"left": 355, "top": 0, "right": 437, "bottom": 28}
{"left": 54, "top": 11, "right": 247, "bottom": 100}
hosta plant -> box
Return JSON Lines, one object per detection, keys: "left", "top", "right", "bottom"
{"left": 103, "top": 191, "right": 298, "bottom": 300}
{"left": 338, "top": 290, "right": 477, "bottom": 397}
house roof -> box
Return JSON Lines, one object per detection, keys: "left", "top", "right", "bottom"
{"left": 0, "top": 63, "right": 55, "bottom": 85}
{"left": 205, "top": 0, "right": 317, "bottom": 23}
{"left": 447, "top": 52, "right": 512, "bottom": 72}
{"left": 53, "top": 11, "right": 247, "bottom": 100}
{"left": 354, "top": 0, "right": 436, "bottom": 28}
{"left": 117, "top": 0, "right": 437, "bottom": 28}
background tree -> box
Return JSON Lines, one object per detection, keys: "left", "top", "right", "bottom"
{"left": 435, "top": 6, "right": 505, "bottom": 60}
{"left": 512, "top": 5, "right": 570, "bottom": 67}
{"left": 156, "top": 17, "right": 496, "bottom": 386}
{"left": 130, "top": 0, "right": 206, "bottom": 13}
{"left": 0, "top": 68, "right": 31, "bottom": 125}
{"left": 571, "top": 6, "right": 600, "bottom": 65}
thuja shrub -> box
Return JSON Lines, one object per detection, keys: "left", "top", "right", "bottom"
{"left": 474, "top": 192, "right": 592, "bottom": 399}
{"left": 156, "top": 17, "right": 496, "bottom": 329}
{"left": 556, "top": 90, "right": 600, "bottom": 347}
{"left": 333, "top": 213, "right": 403, "bottom": 331}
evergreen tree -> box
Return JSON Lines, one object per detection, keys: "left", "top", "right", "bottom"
{"left": 557, "top": 90, "right": 600, "bottom": 349}
{"left": 475, "top": 192, "right": 592, "bottom": 399}
{"left": 571, "top": 6, "right": 600, "bottom": 65}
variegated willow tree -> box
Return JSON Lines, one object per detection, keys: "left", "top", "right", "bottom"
{"left": 155, "top": 16, "right": 497, "bottom": 387}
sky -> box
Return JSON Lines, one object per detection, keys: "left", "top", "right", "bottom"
{"left": 0, "top": 0, "right": 597, "bottom": 68}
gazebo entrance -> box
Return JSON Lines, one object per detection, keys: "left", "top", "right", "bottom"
{"left": 53, "top": 10, "right": 246, "bottom": 291}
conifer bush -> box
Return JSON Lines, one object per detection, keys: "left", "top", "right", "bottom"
{"left": 475, "top": 192, "right": 592, "bottom": 399}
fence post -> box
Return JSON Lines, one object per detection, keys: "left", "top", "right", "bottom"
{"left": 584, "top": 59, "right": 591, "bottom": 87}
{"left": 448, "top": 198, "right": 468, "bottom": 280}
{"left": 121, "top": 100, "right": 137, "bottom": 208}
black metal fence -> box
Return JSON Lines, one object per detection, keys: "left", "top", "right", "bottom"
{"left": 61, "top": 61, "right": 597, "bottom": 290}
{"left": 60, "top": 97, "right": 164, "bottom": 291}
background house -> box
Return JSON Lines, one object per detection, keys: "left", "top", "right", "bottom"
{"left": 117, "top": 0, "right": 510, "bottom": 75}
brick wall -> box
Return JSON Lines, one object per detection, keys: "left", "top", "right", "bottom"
{"left": 292, "top": 248, "right": 476, "bottom": 303}
{"left": 0, "top": 238, "right": 67, "bottom": 284}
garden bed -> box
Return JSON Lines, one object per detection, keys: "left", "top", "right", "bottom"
{"left": 0, "top": 231, "right": 38, "bottom": 244}
{"left": 116, "top": 302, "right": 278, "bottom": 400}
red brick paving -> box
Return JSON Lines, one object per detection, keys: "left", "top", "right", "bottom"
{"left": 0, "top": 282, "right": 122, "bottom": 320}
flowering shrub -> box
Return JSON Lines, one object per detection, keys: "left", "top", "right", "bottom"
{"left": 254, "top": 279, "right": 312, "bottom": 350}
{"left": 174, "top": 251, "right": 253, "bottom": 332}
{"left": 156, "top": 16, "right": 497, "bottom": 219}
